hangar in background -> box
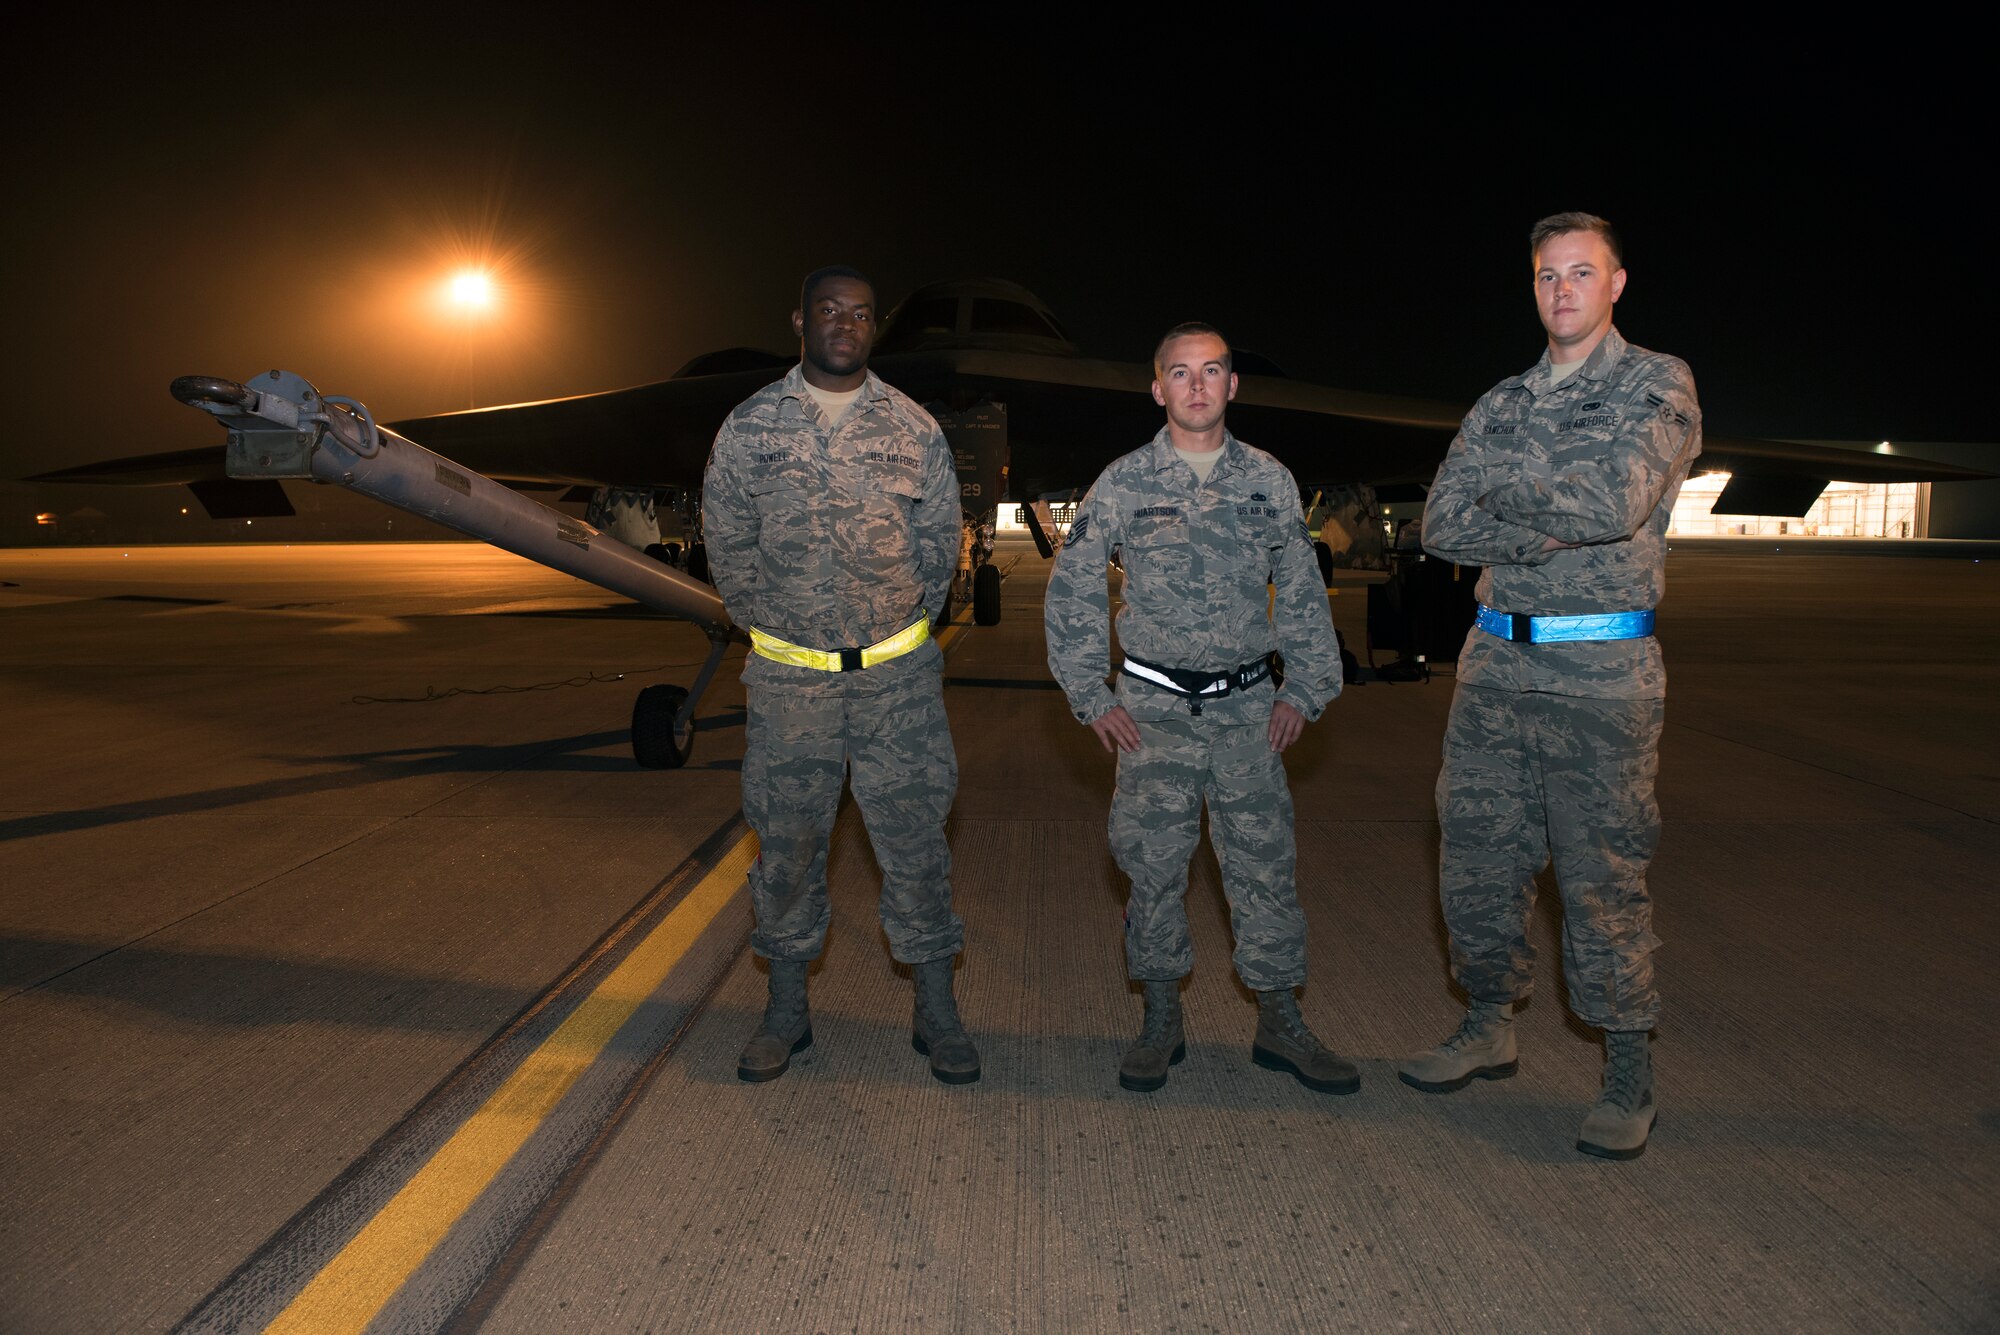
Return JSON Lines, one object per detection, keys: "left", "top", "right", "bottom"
{"left": 1668, "top": 440, "right": 2000, "bottom": 540}
{"left": 1671, "top": 476, "right": 1927, "bottom": 538}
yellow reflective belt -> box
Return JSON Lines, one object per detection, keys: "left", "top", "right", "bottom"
{"left": 749, "top": 616, "right": 931, "bottom": 672}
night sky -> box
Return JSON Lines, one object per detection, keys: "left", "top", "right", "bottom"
{"left": 7, "top": 13, "right": 1991, "bottom": 482}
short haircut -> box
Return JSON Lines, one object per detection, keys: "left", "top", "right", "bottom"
{"left": 799, "top": 264, "right": 874, "bottom": 312}
{"left": 1152, "top": 321, "right": 1233, "bottom": 378}
{"left": 1530, "top": 212, "right": 1623, "bottom": 271}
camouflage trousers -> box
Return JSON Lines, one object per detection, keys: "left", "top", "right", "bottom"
{"left": 1436, "top": 683, "right": 1664, "bottom": 1030}
{"left": 743, "top": 662, "right": 962, "bottom": 966}
{"left": 1110, "top": 712, "right": 1306, "bottom": 991}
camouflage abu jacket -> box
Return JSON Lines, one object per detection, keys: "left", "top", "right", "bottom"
{"left": 1045, "top": 428, "right": 1343, "bottom": 725}
{"left": 1421, "top": 326, "right": 1702, "bottom": 699}
{"left": 702, "top": 365, "right": 959, "bottom": 683}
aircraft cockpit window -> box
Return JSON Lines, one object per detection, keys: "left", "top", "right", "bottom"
{"left": 896, "top": 297, "right": 960, "bottom": 336}
{"left": 971, "top": 299, "right": 1064, "bottom": 341}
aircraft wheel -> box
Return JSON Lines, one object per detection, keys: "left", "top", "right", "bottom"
{"left": 973, "top": 562, "right": 1002, "bottom": 625}
{"left": 686, "top": 543, "right": 710, "bottom": 584}
{"left": 643, "top": 542, "right": 674, "bottom": 565}
{"left": 1314, "top": 540, "right": 1334, "bottom": 587}
{"left": 632, "top": 684, "right": 695, "bottom": 768}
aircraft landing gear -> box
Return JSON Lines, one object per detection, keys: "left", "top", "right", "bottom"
{"left": 587, "top": 486, "right": 664, "bottom": 551}
{"left": 955, "top": 510, "right": 1000, "bottom": 626}
{"left": 973, "top": 562, "right": 1002, "bottom": 625}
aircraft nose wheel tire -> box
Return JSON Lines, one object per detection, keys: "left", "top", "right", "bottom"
{"left": 685, "top": 543, "right": 710, "bottom": 585}
{"left": 972, "top": 562, "right": 1002, "bottom": 625}
{"left": 632, "top": 684, "right": 695, "bottom": 768}
{"left": 1314, "top": 540, "right": 1334, "bottom": 588}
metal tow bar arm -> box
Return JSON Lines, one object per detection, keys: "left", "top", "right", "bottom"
{"left": 172, "top": 370, "right": 737, "bottom": 768}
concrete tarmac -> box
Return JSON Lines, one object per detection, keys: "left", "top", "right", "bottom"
{"left": 1, "top": 539, "right": 1994, "bottom": 1333}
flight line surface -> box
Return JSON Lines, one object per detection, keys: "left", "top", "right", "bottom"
{"left": 1, "top": 538, "right": 1994, "bottom": 1334}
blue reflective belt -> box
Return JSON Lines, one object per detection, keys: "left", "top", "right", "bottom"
{"left": 1475, "top": 605, "right": 1656, "bottom": 644}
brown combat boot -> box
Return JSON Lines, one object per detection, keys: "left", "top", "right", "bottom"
{"left": 912, "top": 957, "right": 981, "bottom": 1085}
{"left": 1397, "top": 999, "right": 1518, "bottom": 1093}
{"left": 1118, "top": 979, "right": 1186, "bottom": 1093}
{"left": 737, "top": 959, "right": 812, "bottom": 1082}
{"left": 1252, "top": 989, "right": 1360, "bottom": 1094}
{"left": 1577, "top": 1029, "right": 1656, "bottom": 1159}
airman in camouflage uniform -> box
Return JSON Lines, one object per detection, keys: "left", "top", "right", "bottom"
{"left": 703, "top": 266, "right": 978, "bottom": 1087}
{"left": 1399, "top": 214, "right": 1702, "bottom": 1160}
{"left": 1045, "top": 323, "right": 1357, "bottom": 1096}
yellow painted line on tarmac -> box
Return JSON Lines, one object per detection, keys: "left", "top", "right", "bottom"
{"left": 264, "top": 833, "right": 759, "bottom": 1335}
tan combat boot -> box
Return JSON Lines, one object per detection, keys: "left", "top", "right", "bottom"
{"left": 737, "top": 959, "right": 812, "bottom": 1082}
{"left": 1119, "top": 979, "right": 1186, "bottom": 1093}
{"left": 1577, "top": 1029, "right": 1656, "bottom": 1159}
{"left": 912, "top": 957, "right": 981, "bottom": 1085}
{"left": 1396, "top": 999, "right": 1518, "bottom": 1092}
{"left": 1252, "top": 989, "right": 1361, "bottom": 1094}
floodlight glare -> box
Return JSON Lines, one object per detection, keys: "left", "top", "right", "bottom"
{"left": 449, "top": 270, "right": 495, "bottom": 310}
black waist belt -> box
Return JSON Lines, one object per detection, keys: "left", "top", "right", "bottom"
{"left": 1121, "top": 652, "right": 1277, "bottom": 716}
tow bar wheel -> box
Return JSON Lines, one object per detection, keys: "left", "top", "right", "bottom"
{"left": 632, "top": 684, "right": 695, "bottom": 768}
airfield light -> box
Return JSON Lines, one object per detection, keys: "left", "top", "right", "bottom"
{"left": 449, "top": 269, "right": 496, "bottom": 311}
{"left": 1875, "top": 440, "right": 1894, "bottom": 453}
